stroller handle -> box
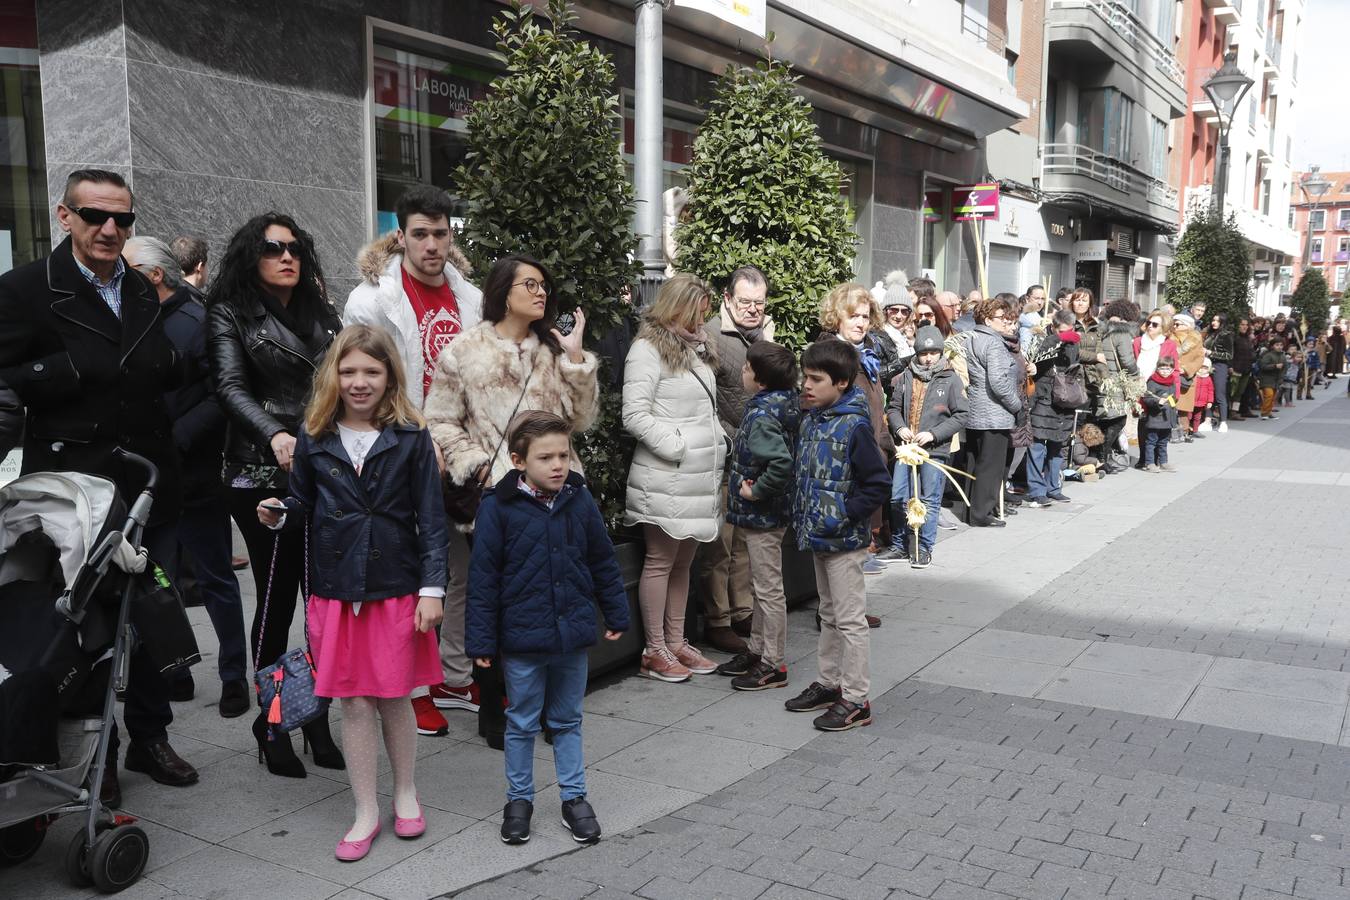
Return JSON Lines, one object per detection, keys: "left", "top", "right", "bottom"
{"left": 113, "top": 447, "right": 159, "bottom": 495}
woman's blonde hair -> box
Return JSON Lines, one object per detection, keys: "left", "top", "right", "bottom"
{"left": 819, "top": 282, "right": 881, "bottom": 334}
{"left": 643, "top": 272, "right": 714, "bottom": 333}
{"left": 305, "top": 325, "right": 424, "bottom": 437}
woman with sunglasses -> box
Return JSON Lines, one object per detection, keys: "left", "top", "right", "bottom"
{"left": 208, "top": 212, "right": 344, "bottom": 779}
{"left": 1131, "top": 310, "right": 1178, "bottom": 467}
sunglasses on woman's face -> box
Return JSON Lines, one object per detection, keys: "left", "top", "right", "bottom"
{"left": 1147, "top": 321, "right": 1162, "bottom": 329}
{"left": 917, "top": 312, "right": 935, "bottom": 321}
{"left": 260, "top": 239, "right": 303, "bottom": 259}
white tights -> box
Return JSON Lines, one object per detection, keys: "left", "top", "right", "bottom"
{"left": 340, "top": 695, "right": 419, "bottom": 841}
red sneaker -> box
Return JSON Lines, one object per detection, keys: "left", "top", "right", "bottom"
{"left": 428, "top": 682, "right": 480, "bottom": 713}
{"left": 411, "top": 696, "right": 448, "bottom": 736}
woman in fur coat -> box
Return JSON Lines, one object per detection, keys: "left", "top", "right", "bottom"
{"left": 424, "top": 254, "right": 599, "bottom": 509}
{"left": 622, "top": 274, "right": 726, "bottom": 685}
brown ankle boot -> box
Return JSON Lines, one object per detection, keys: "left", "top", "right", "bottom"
{"left": 704, "top": 625, "right": 747, "bottom": 653}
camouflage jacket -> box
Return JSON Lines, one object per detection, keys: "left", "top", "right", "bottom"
{"left": 792, "top": 386, "right": 878, "bottom": 553}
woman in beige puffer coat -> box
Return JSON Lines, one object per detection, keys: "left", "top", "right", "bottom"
{"left": 623, "top": 274, "right": 727, "bottom": 684}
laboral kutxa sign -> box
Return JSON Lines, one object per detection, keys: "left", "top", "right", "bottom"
{"left": 951, "top": 183, "right": 1000, "bottom": 221}
{"left": 676, "top": 0, "right": 766, "bottom": 36}
{"left": 373, "top": 45, "right": 495, "bottom": 131}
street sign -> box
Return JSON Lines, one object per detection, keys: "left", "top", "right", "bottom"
{"left": 676, "top": 0, "right": 766, "bottom": 37}
{"left": 952, "top": 183, "right": 999, "bottom": 220}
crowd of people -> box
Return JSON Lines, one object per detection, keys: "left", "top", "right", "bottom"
{"left": 2, "top": 168, "right": 1346, "bottom": 860}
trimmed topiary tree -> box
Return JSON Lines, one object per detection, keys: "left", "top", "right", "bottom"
{"left": 456, "top": 0, "right": 640, "bottom": 528}
{"left": 1289, "top": 268, "right": 1331, "bottom": 337}
{"left": 1166, "top": 203, "right": 1252, "bottom": 324}
{"left": 675, "top": 56, "right": 857, "bottom": 350}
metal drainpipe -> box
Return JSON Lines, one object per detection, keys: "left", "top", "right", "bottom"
{"left": 634, "top": 0, "right": 669, "bottom": 306}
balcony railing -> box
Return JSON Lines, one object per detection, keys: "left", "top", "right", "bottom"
{"left": 1335, "top": 250, "right": 1350, "bottom": 262}
{"left": 1312, "top": 250, "right": 1324, "bottom": 263}
{"left": 1043, "top": 142, "right": 1180, "bottom": 210}
{"left": 962, "top": 7, "right": 1008, "bottom": 55}
{"left": 1050, "top": 0, "right": 1185, "bottom": 86}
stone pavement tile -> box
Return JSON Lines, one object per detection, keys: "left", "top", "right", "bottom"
{"left": 145, "top": 844, "right": 343, "bottom": 899}
{"left": 1068, "top": 641, "right": 1215, "bottom": 682}
{"left": 595, "top": 728, "right": 788, "bottom": 794}
{"left": 358, "top": 820, "right": 576, "bottom": 898}
{"left": 866, "top": 621, "right": 979, "bottom": 689}
{"left": 954, "top": 630, "right": 1090, "bottom": 667}
{"left": 878, "top": 592, "right": 1023, "bottom": 630}
{"left": 1274, "top": 470, "right": 1343, "bottom": 484}
{"left": 1199, "top": 656, "right": 1350, "bottom": 705}
{"left": 1034, "top": 668, "right": 1198, "bottom": 719}
{"left": 221, "top": 789, "right": 476, "bottom": 886}
{"left": 582, "top": 677, "right": 729, "bottom": 727}
{"left": 674, "top": 689, "right": 825, "bottom": 752}
{"left": 1179, "top": 686, "right": 1343, "bottom": 746}
{"left": 529, "top": 712, "right": 663, "bottom": 765}
{"left": 916, "top": 650, "right": 1062, "bottom": 696}
{"left": 380, "top": 739, "right": 542, "bottom": 820}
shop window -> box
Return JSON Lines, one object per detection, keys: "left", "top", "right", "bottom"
{"left": 0, "top": 3, "right": 50, "bottom": 271}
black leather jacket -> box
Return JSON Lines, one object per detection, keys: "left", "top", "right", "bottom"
{"left": 207, "top": 294, "right": 340, "bottom": 471}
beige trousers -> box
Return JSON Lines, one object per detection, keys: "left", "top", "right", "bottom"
{"left": 743, "top": 527, "right": 788, "bottom": 667}
{"left": 698, "top": 487, "right": 752, "bottom": 627}
{"left": 813, "top": 548, "right": 870, "bottom": 704}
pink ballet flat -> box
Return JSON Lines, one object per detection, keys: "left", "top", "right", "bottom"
{"left": 335, "top": 821, "right": 381, "bottom": 861}
{"left": 393, "top": 799, "right": 426, "bottom": 839}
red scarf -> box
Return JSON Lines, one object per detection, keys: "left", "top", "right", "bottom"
{"left": 1149, "top": 370, "right": 1178, "bottom": 388}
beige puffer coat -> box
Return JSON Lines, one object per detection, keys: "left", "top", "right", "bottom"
{"left": 621, "top": 330, "right": 726, "bottom": 542}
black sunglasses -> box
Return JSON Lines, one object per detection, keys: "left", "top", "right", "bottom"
{"left": 260, "top": 239, "right": 303, "bottom": 259}
{"left": 70, "top": 206, "right": 136, "bottom": 229}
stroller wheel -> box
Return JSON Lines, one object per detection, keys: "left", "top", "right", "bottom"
{"left": 0, "top": 816, "right": 48, "bottom": 866}
{"left": 65, "top": 832, "right": 93, "bottom": 887}
{"left": 89, "top": 824, "right": 147, "bottom": 893}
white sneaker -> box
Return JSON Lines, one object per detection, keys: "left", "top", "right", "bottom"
{"left": 1217, "top": 422, "right": 1228, "bottom": 433}
{"left": 1196, "top": 420, "right": 1211, "bottom": 433}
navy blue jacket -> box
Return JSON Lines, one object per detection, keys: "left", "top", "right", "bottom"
{"left": 160, "top": 286, "right": 227, "bottom": 502}
{"left": 466, "top": 470, "right": 629, "bottom": 658}
{"left": 283, "top": 423, "right": 449, "bottom": 602}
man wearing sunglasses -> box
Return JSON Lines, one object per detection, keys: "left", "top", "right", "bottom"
{"left": 0, "top": 168, "right": 198, "bottom": 803}
{"left": 345, "top": 184, "right": 484, "bottom": 738}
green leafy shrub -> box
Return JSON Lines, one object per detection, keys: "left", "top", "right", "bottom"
{"left": 1166, "top": 203, "right": 1252, "bottom": 324}
{"left": 1289, "top": 268, "right": 1330, "bottom": 337}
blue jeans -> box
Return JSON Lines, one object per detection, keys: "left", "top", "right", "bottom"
{"left": 1143, "top": 429, "right": 1170, "bottom": 466}
{"left": 891, "top": 460, "right": 945, "bottom": 553}
{"left": 502, "top": 651, "right": 588, "bottom": 802}
{"left": 1210, "top": 362, "right": 1230, "bottom": 422}
{"left": 1026, "top": 440, "right": 1063, "bottom": 500}
{"left": 177, "top": 501, "right": 248, "bottom": 682}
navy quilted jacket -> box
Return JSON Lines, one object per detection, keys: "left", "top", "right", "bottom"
{"left": 466, "top": 470, "right": 630, "bottom": 657}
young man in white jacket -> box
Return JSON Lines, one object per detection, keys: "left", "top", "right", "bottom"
{"left": 343, "top": 185, "right": 483, "bottom": 736}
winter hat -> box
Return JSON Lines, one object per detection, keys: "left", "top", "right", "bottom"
{"left": 883, "top": 285, "right": 912, "bottom": 311}
{"left": 914, "top": 325, "right": 944, "bottom": 352}
{"left": 1203, "top": 356, "right": 1213, "bottom": 369}
{"left": 1173, "top": 313, "right": 1196, "bottom": 329}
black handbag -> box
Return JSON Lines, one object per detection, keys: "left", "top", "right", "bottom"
{"left": 128, "top": 561, "right": 201, "bottom": 675}
{"left": 253, "top": 528, "right": 327, "bottom": 736}
{"left": 443, "top": 364, "right": 534, "bottom": 525}
{"left": 1050, "top": 364, "right": 1089, "bottom": 410}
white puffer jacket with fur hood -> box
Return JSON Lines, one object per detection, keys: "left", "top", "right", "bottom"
{"left": 343, "top": 233, "right": 483, "bottom": 409}
{"left": 621, "top": 328, "right": 725, "bottom": 542}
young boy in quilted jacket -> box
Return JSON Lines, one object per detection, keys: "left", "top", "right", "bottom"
{"left": 467, "top": 411, "right": 629, "bottom": 847}
{"left": 785, "top": 340, "right": 890, "bottom": 732}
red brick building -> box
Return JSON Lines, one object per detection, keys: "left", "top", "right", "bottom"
{"left": 1290, "top": 171, "right": 1350, "bottom": 302}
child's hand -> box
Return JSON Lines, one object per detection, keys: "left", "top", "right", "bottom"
{"left": 256, "top": 498, "right": 285, "bottom": 527}
{"left": 414, "top": 595, "right": 443, "bottom": 633}
{"left": 603, "top": 630, "right": 623, "bottom": 641}
{"left": 474, "top": 657, "right": 493, "bottom": 668}
{"left": 738, "top": 479, "right": 756, "bottom": 500}
{"left": 898, "top": 427, "right": 916, "bottom": 442}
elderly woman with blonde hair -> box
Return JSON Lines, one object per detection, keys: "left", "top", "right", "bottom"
{"left": 623, "top": 273, "right": 726, "bottom": 684}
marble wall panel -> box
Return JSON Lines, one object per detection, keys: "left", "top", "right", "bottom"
{"left": 872, "top": 203, "right": 919, "bottom": 256}
{"left": 131, "top": 167, "right": 366, "bottom": 297}
{"left": 124, "top": 0, "right": 364, "bottom": 104}
{"left": 37, "top": 0, "right": 124, "bottom": 57}
{"left": 127, "top": 60, "right": 363, "bottom": 191}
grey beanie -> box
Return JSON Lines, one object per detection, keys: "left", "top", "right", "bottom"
{"left": 914, "top": 325, "right": 944, "bottom": 352}
{"left": 883, "top": 285, "right": 912, "bottom": 310}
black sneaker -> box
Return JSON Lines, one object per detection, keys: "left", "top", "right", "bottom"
{"left": 218, "top": 679, "right": 250, "bottom": 718}
{"left": 813, "top": 700, "right": 873, "bottom": 732}
{"left": 911, "top": 548, "right": 932, "bottom": 570}
{"left": 501, "top": 799, "right": 532, "bottom": 844}
{"left": 785, "top": 681, "right": 841, "bottom": 712}
{"left": 873, "top": 546, "right": 908, "bottom": 562}
{"left": 731, "top": 660, "right": 788, "bottom": 691}
{"left": 561, "top": 797, "right": 601, "bottom": 844}
{"left": 1046, "top": 492, "right": 1071, "bottom": 503}
{"left": 715, "top": 649, "right": 761, "bottom": 677}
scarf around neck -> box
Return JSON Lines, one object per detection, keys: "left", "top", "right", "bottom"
{"left": 734, "top": 320, "right": 764, "bottom": 345}
{"left": 910, "top": 355, "right": 948, "bottom": 383}
{"left": 851, "top": 337, "right": 881, "bottom": 383}
{"left": 1150, "top": 370, "right": 1178, "bottom": 387}
{"left": 665, "top": 323, "right": 708, "bottom": 355}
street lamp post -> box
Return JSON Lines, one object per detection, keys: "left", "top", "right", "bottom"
{"left": 1299, "top": 165, "right": 1332, "bottom": 271}
{"left": 634, "top": 0, "right": 670, "bottom": 306}
{"left": 1202, "top": 52, "right": 1254, "bottom": 221}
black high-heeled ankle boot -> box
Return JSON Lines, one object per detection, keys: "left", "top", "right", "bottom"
{"left": 300, "top": 714, "right": 345, "bottom": 770}
{"left": 252, "top": 714, "right": 306, "bottom": 779}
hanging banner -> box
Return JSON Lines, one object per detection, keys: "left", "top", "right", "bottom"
{"left": 675, "top": 0, "right": 767, "bottom": 37}
{"left": 923, "top": 190, "right": 945, "bottom": 223}
{"left": 952, "top": 183, "right": 1000, "bottom": 220}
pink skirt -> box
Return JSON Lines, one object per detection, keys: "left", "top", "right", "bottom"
{"left": 306, "top": 594, "right": 442, "bottom": 698}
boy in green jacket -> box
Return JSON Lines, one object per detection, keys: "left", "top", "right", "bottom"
{"left": 1257, "top": 336, "right": 1286, "bottom": 420}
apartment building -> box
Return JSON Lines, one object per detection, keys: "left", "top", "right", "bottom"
{"left": 1290, "top": 171, "right": 1350, "bottom": 303}
{"left": 1177, "top": 0, "right": 1303, "bottom": 315}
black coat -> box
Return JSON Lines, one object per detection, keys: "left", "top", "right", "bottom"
{"left": 1030, "top": 334, "right": 1082, "bottom": 444}
{"left": 0, "top": 383, "right": 20, "bottom": 457}
{"left": 207, "top": 293, "right": 340, "bottom": 472}
{"left": 281, "top": 424, "right": 449, "bottom": 602}
{"left": 0, "top": 238, "right": 182, "bottom": 523}
{"left": 160, "top": 286, "right": 227, "bottom": 503}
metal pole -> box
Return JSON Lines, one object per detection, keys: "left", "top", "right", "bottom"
{"left": 1213, "top": 123, "right": 1230, "bottom": 221}
{"left": 634, "top": 0, "right": 667, "bottom": 306}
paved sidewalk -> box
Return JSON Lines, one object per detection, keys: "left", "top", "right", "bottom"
{"left": 6, "top": 388, "right": 1348, "bottom": 899}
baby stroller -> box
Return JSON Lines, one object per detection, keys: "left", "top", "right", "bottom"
{"left": 0, "top": 449, "right": 190, "bottom": 893}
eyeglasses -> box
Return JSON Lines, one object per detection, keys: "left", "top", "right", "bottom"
{"left": 260, "top": 239, "right": 302, "bottom": 259}
{"left": 511, "top": 278, "right": 552, "bottom": 297}
{"left": 916, "top": 312, "right": 935, "bottom": 321}
{"left": 70, "top": 206, "right": 136, "bottom": 229}
{"left": 887, "top": 307, "right": 911, "bottom": 316}
{"left": 1146, "top": 321, "right": 1162, "bottom": 328}
{"left": 732, "top": 297, "right": 766, "bottom": 310}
